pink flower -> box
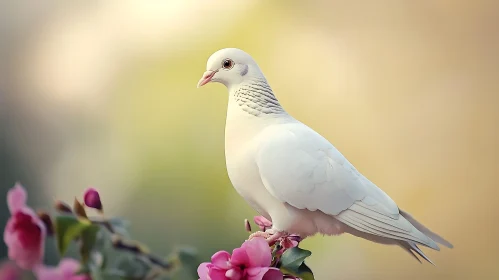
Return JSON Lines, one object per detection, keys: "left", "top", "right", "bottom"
{"left": 277, "top": 235, "right": 300, "bottom": 255}
{"left": 0, "top": 261, "right": 22, "bottom": 280}
{"left": 83, "top": 187, "right": 102, "bottom": 211}
{"left": 198, "top": 237, "right": 283, "bottom": 280}
{"left": 3, "top": 183, "right": 46, "bottom": 270}
{"left": 34, "top": 258, "right": 90, "bottom": 280}
{"left": 253, "top": 216, "right": 272, "bottom": 232}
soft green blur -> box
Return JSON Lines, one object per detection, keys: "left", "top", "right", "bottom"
{"left": 1, "top": 1, "right": 498, "bottom": 279}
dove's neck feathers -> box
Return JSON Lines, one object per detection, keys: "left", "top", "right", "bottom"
{"left": 227, "top": 72, "right": 286, "bottom": 118}
{"left": 225, "top": 71, "right": 293, "bottom": 163}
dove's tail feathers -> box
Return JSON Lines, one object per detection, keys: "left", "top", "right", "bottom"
{"left": 335, "top": 202, "right": 440, "bottom": 251}
{"left": 339, "top": 223, "right": 436, "bottom": 264}
{"left": 399, "top": 209, "right": 454, "bottom": 249}
{"left": 398, "top": 241, "right": 435, "bottom": 265}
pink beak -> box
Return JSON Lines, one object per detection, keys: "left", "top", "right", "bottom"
{"left": 197, "top": 70, "right": 217, "bottom": 88}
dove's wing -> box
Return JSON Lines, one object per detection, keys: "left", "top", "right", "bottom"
{"left": 255, "top": 122, "right": 439, "bottom": 249}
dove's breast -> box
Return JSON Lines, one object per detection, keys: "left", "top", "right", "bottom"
{"left": 224, "top": 99, "right": 291, "bottom": 219}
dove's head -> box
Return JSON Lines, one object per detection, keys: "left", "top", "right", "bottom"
{"left": 197, "top": 48, "right": 261, "bottom": 89}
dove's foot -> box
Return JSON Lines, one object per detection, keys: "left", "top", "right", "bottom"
{"left": 264, "top": 229, "right": 288, "bottom": 245}
{"left": 248, "top": 231, "right": 271, "bottom": 240}
{"left": 247, "top": 229, "right": 292, "bottom": 246}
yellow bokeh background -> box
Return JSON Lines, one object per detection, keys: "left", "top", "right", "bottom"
{"left": 1, "top": 1, "right": 498, "bottom": 279}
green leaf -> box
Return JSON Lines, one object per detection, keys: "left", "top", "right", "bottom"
{"left": 177, "top": 247, "right": 198, "bottom": 265}
{"left": 108, "top": 218, "right": 131, "bottom": 238}
{"left": 75, "top": 263, "right": 91, "bottom": 275}
{"left": 281, "top": 263, "right": 315, "bottom": 280}
{"left": 175, "top": 247, "right": 199, "bottom": 280}
{"left": 112, "top": 253, "right": 150, "bottom": 279}
{"left": 101, "top": 269, "right": 137, "bottom": 280}
{"left": 80, "top": 225, "right": 100, "bottom": 264}
{"left": 90, "top": 270, "right": 105, "bottom": 280}
{"left": 279, "top": 247, "right": 315, "bottom": 280}
{"left": 99, "top": 252, "right": 108, "bottom": 269}
{"left": 280, "top": 247, "right": 311, "bottom": 270}
{"left": 55, "top": 216, "right": 93, "bottom": 256}
{"left": 93, "top": 269, "right": 131, "bottom": 280}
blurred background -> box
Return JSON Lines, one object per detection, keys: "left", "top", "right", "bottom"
{"left": 1, "top": 0, "right": 498, "bottom": 279}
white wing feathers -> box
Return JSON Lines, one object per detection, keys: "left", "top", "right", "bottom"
{"left": 256, "top": 122, "right": 440, "bottom": 250}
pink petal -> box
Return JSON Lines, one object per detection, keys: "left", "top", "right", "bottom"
{"left": 4, "top": 209, "right": 46, "bottom": 270}
{"left": 4, "top": 217, "right": 16, "bottom": 247}
{"left": 34, "top": 260, "right": 89, "bottom": 280}
{"left": 246, "top": 267, "right": 283, "bottom": 280}
{"left": 280, "top": 238, "right": 298, "bottom": 251}
{"left": 7, "top": 183, "right": 27, "bottom": 214}
{"left": 197, "top": 263, "right": 211, "bottom": 280}
{"left": 33, "top": 264, "right": 63, "bottom": 280}
{"left": 70, "top": 273, "right": 92, "bottom": 280}
{"left": 208, "top": 266, "right": 229, "bottom": 280}
{"left": 241, "top": 238, "right": 272, "bottom": 267}
{"left": 0, "top": 261, "right": 22, "bottom": 280}
{"left": 58, "top": 258, "right": 81, "bottom": 278}
{"left": 225, "top": 268, "right": 242, "bottom": 280}
{"left": 211, "top": 251, "right": 231, "bottom": 269}
{"left": 230, "top": 247, "right": 249, "bottom": 267}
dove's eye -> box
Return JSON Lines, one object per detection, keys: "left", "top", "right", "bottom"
{"left": 222, "top": 59, "right": 234, "bottom": 70}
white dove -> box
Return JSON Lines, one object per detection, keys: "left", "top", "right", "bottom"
{"left": 197, "top": 48, "right": 453, "bottom": 264}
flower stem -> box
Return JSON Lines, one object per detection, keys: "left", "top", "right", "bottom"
{"left": 111, "top": 235, "right": 174, "bottom": 271}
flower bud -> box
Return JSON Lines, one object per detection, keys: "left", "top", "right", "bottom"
{"left": 83, "top": 188, "right": 102, "bottom": 211}
{"left": 253, "top": 216, "right": 272, "bottom": 231}
{"left": 54, "top": 200, "right": 73, "bottom": 213}
{"left": 37, "top": 211, "right": 54, "bottom": 236}
{"left": 244, "top": 219, "right": 252, "bottom": 232}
